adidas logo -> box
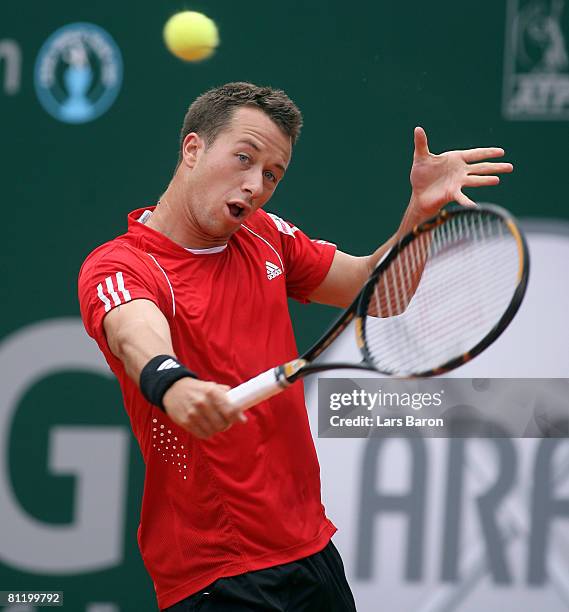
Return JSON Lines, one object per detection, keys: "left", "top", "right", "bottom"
{"left": 157, "top": 358, "right": 180, "bottom": 371}
{"left": 266, "top": 260, "right": 283, "bottom": 280}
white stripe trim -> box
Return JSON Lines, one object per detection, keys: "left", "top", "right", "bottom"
{"left": 97, "top": 283, "right": 112, "bottom": 312}
{"left": 116, "top": 272, "right": 131, "bottom": 301}
{"left": 242, "top": 225, "right": 285, "bottom": 272}
{"left": 269, "top": 213, "right": 285, "bottom": 233}
{"left": 267, "top": 213, "right": 297, "bottom": 237}
{"left": 146, "top": 254, "right": 176, "bottom": 317}
{"left": 105, "top": 276, "right": 121, "bottom": 306}
{"left": 185, "top": 244, "right": 227, "bottom": 254}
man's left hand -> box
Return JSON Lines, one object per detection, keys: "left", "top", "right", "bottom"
{"left": 409, "top": 126, "right": 513, "bottom": 216}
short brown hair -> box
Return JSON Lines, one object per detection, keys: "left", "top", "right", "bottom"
{"left": 177, "top": 82, "right": 303, "bottom": 164}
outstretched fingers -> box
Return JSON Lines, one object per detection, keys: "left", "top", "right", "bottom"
{"left": 464, "top": 175, "right": 501, "bottom": 187}
{"left": 467, "top": 161, "right": 513, "bottom": 175}
{"left": 461, "top": 147, "right": 506, "bottom": 162}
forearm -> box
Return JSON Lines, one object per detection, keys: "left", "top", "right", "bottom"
{"left": 366, "top": 194, "right": 427, "bottom": 273}
{"left": 363, "top": 195, "right": 433, "bottom": 315}
{"left": 104, "top": 300, "right": 175, "bottom": 384}
{"left": 111, "top": 321, "right": 174, "bottom": 381}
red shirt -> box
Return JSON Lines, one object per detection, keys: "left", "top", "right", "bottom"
{"left": 78, "top": 207, "right": 337, "bottom": 609}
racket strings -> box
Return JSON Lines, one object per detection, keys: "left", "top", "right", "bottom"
{"left": 369, "top": 229, "right": 518, "bottom": 371}
{"left": 371, "top": 233, "right": 512, "bottom": 326}
{"left": 370, "top": 232, "right": 430, "bottom": 319}
{"left": 368, "top": 252, "right": 517, "bottom": 370}
{"left": 368, "top": 273, "right": 513, "bottom": 349}
{"left": 368, "top": 278, "right": 515, "bottom": 372}
{"left": 401, "top": 242, "right": 516, "bottom": 321}
{"left": 363, "top": 212, "right": 521, "bottom": 375}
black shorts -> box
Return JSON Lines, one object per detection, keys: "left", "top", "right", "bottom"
{"left": 163, "top": 540, "right": 357, "bottom": 611}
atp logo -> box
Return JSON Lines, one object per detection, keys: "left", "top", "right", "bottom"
{"left": 503, "top": 0, "right": 569, "bottom": 119}
{"left": 34, "top": 23, "right": 123, "bottom": 124}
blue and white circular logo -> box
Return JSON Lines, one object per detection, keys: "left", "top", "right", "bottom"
{"left": 34, "top": 23, "right": 123, "bottom": 124}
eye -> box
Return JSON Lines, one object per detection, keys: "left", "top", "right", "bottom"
{"left": 264, "top": 170, "right": 277, "bottom": 183}
{"left": 237, "top": 153, "right": 250, "bottom": 164}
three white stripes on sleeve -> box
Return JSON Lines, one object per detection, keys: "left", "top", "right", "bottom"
{"left": 97, "top": 272, "right": 132, "bottom": 312}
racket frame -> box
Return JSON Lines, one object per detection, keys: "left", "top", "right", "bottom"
{"left": 357, "top": 204, "right": 530, "bottom": 377}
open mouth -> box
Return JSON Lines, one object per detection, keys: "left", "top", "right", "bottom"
{"left": 228, "top": 203, "right": 245, "bottom": 219}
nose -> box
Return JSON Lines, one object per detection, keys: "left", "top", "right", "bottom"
{"left": 242, "top": 170, "right": 264, "bottom": 200}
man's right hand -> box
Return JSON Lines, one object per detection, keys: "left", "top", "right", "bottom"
{"left": 162, "top": 377, "right": 247, "bottom": 439}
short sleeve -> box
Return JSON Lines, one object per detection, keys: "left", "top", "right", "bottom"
{"left": 78, "top": 243, "right": 164, "bottom": 347}
{"left": 266, "top": 213, "right": 337, "bottom": 303}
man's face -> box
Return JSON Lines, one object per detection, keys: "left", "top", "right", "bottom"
{"left": 183, "top": 106, "right": 292, "bottom": 241}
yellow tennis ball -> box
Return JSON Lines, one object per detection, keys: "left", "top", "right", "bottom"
{"left": 163, "top": 11, "right": 219, "bottom": 62}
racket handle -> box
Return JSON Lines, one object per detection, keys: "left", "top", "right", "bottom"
{"left": 227, "top": 359, "right": 307, "bottom": 411}
{"left": 227, "top": 367, "right": 289, "bottom": 410}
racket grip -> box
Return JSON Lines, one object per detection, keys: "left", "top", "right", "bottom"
{"left": 227, "top": 367, "right": 289, "bottom": 411}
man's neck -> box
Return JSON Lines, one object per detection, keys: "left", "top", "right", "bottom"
{"left": 145, "top": 183, "right": 229, "bottom": 250}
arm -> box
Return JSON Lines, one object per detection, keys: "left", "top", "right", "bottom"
{"left": 309, "top": 127, "right": 514, "bottom": 308}
{"left": 103, "top": 299, "right": 245, "bottom": 438}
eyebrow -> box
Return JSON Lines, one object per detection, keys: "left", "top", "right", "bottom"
{"left": 236, "top": 139, "right": 287, "bottom": 174}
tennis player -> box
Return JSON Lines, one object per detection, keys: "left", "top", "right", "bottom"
{"left": 78, "top": 82, "right": 512, "bottom": 611}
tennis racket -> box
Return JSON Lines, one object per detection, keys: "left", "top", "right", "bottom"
{"left": 227, "top": 204, "right": 529, "bottom": 411}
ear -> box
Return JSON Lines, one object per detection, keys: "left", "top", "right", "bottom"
{"left": 181, "top": 132, "right": 205, "bottom": 168}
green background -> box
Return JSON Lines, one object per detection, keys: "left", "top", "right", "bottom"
{"left": 1, "top": 1, "right": 567, "bottom": 609}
